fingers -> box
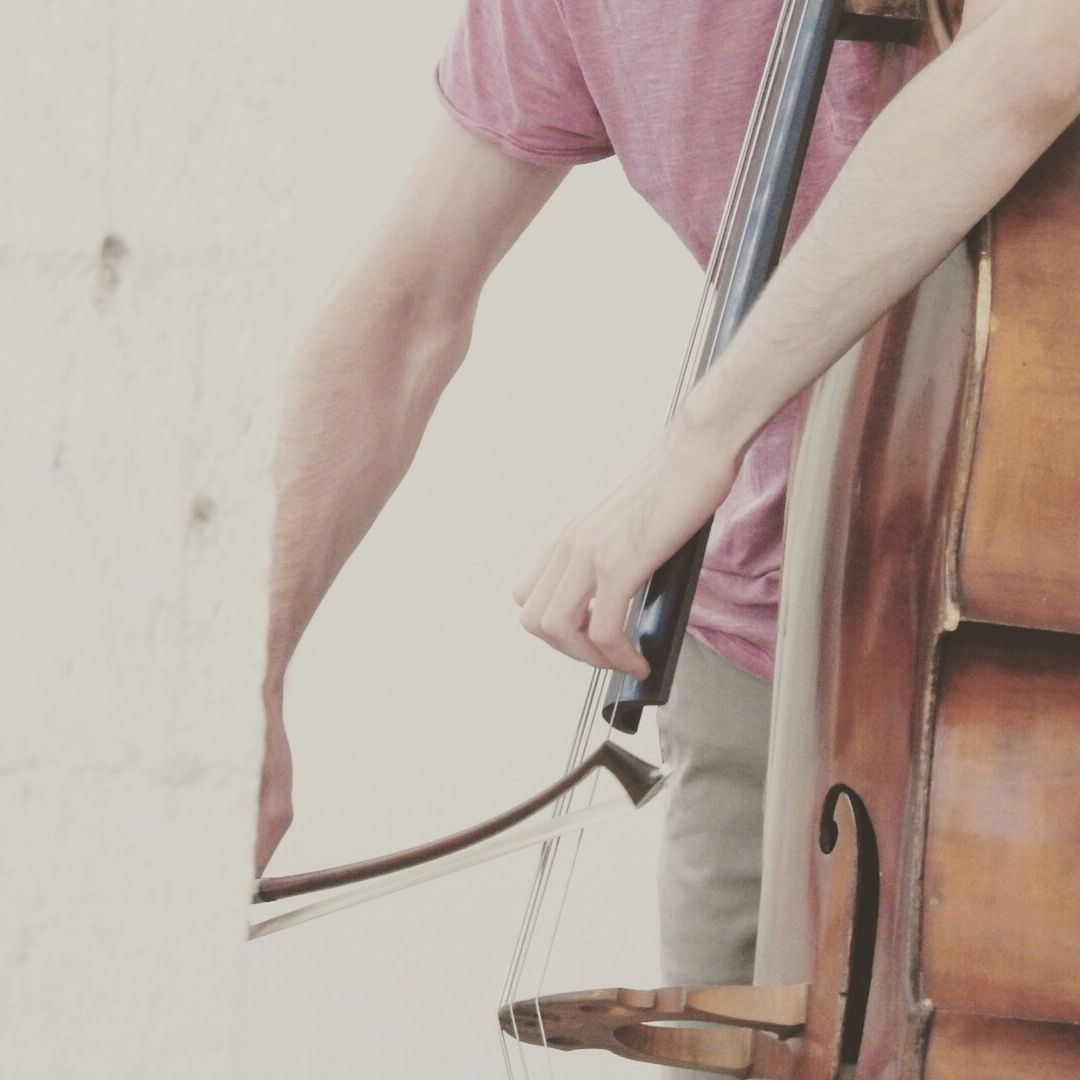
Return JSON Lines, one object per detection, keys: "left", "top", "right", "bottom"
{"left": 255, "top": 802, "right": 293, "bottom": 877}
{"left": 518, "top": 542, "right": 611, "bottom": 669}
{"left": 255, "top": 715, "right": 294, "bottom": 877}
{"left": 512, "top": 535, "right": 559, "bottom": 607}
{"left": 516, "top": 533, "right": 651, "bottom": 680}
{"left": 588, "top": 570, "right": 651, "bottom": 681}
{"left": 532, "top": 556, "right": 615, "bottom": 670}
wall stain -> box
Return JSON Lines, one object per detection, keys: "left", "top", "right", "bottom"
{"left": 95, "top": 233, "right": 128, "bottom": 306}
{"left": 190, "top": 496, "right": 217, "bottom": 525}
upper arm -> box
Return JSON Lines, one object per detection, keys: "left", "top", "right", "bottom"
{"left": 369, "top": 116, "right": 570, "bottom": 324}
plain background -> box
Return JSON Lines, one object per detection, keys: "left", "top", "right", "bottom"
{"left": 242, "top": 2, "right": 703, "bottom": 1077}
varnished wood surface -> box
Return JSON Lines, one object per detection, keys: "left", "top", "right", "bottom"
{"left": 499, "top": 984, "right": 808, "bottom": 1076}
{"left": 495, "top": 5, "right": 1080, "bottom": 1075}
{"left": 922, "top": 623, "right": 1080, "bottom": 1023}
{"left": 756, "top": 19, "right": 979, "bottom": 1080}
{"left": 502, "top": 788, "right": 865, "bottom": 1076}
{"left": 957, "top": 124, "right": 1080, "bottom": 632}
{"left": 758, "top": 232, "right": 979, "bottom": 1077}
{"left": 797, "top": 789, "right": 871, "bottom": 1079}
{"left": 924, "top": 1012, "right": 1080, "bottom": 1079}
{"left": 759, "top": 21, "right": 1080, "bottom": 1080}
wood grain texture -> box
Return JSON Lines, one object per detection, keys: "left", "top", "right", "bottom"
{"left": 957, "top": 124, "right": 1080, "bottom": 632}
{"left": 500, "top": 984, "right": 808, "bottom": 1076}
{"left": 762, "top": 31, "right": 1080, "bottom": 1080}
{"left": 757, "top": 21, "right": 978, "bottom": 1078}
{"left": 759, "top": 234, "right": 979, "bottom": 1077}
{"left": 925, "top": 1012, "right": 1080, "bottom": 1079}
{"left": 922, "top": 623, "right": 1080, "bottom": 1023}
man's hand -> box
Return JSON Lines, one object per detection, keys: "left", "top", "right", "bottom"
{"left": 516, "top": 0, "right": 1080, "bottom": 682}
{"left": 514, "top": 408, "right": 747, "bottom": 679}
{"left": 255, "top": 686, "right": 293, "bottom": 876}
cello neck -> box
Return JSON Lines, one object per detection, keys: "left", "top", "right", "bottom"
{"left": 605, "top": 0, "right": 849, "bottom": 734}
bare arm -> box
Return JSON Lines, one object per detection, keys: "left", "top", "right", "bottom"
{"left": 686, "top": 0, "right": 1080, "bottom": 457}
{"left": 516, "top": 0, "right": 1080, "bottom": 676}
{"left": 258, "top": 120, "right": 567, "bottom": 872}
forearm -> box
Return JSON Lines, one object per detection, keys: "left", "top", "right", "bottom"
{"left": 684, "top": 0, "right": 1080, "bottom": 456}
{"left": 260, "top": 122, "right": 567, "bottom": 706}
{"left": 264, "top": 260, "right": 471, "bottom": 697}
{"left": 513, "top": 3, "right": 1080, "bottom": 678}
{"left": 253, "top": 119, "right": 566, "bottom": 869}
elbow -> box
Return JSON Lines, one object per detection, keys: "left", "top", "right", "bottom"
{"left": 408, "top": 310, "right": 474, "bottom": 403}
{"left": 967, "top": 1, "right": 1080, "bottom": 124}
{"left": 390, "top": 268, "right": 479, "bottom": 395}
{"left": 360, "top": 259, "right": 477, "bottom": 395}
{"left": 1021, "top": 25, "right": 1080, "bottom": 119}
{"left": 381, "top": 277, "right": 476, "bottom": 417}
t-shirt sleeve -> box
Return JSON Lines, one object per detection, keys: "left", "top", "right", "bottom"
{"left": 435, "top": 0, "right": 613, "bottom": 167}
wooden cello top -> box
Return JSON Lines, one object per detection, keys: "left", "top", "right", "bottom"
{"left": 957, "top": 122, "right": 1080, "bottom": 633}
{"left": 759, "top": 25, "right": 1080, "bottom": 1074}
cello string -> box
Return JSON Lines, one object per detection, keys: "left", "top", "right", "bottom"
{"left": 498, "top": 675, "right": 600, "bottom": 1023}
{"left": 503, "top": 667, "right": 613, "bottom": 1075}
{"left": 523, "top": 4, "right": 804, "bottom": 1053}
{"left": 665, "top": 0, "right": 796, "bottom": 420}
{"left": 500, "top": 4, "right": 809, "bottom": 1071}
{"left": 530, "top": 764, "right": 603, "bottom": 1005}
{"left": 249, "top": 798, "right": 642, "bottom": 938}
{"left": 499, "top": 5, "right": 807, "bottom": 1074}
{"left": 698, "top": 0, "right": 810, "bottom": 390}
{"left": 520, "top": 684, "right": 614, "bottom": 1079}
{"left": 498, "top": 668, "right": 608, "bottom": 1078}
{"left": 708, "top": 0, "right": 806, "bottom": 359}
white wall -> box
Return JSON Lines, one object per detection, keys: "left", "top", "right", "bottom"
{"left": 1, "top": 3, "right": 290, "bottom": 1078}
{"left": 241, "top": 3, "right": 702, "bottom": 1079}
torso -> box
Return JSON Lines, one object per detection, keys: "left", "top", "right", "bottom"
{"left": 558, "top": 1, "right": 888, "bottom": 677}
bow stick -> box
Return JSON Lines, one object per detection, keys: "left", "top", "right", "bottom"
{"left": 250, "top": 742, "right": 667, "bottom": 932}
{"left": 249, "top": 790, "right": 666, "bottom": 938}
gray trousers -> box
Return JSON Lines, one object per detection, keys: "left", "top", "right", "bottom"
{"left": 656, "top": 634, "right": 773, "bottom": 1079}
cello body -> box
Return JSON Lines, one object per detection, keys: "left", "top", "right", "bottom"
{"left": 757, "top": 6, "right": 1080, "bottom": 1075}
{"left": 499, "top": 2, "right": 1080, "bottom": 1075}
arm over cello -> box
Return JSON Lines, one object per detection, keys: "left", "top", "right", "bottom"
{"left": 507, "top": 0, "right": 1080, "bottom": 1074}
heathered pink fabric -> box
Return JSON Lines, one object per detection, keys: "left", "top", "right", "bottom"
{"left": 437, "top": 0, "right": 884, "bottom": 680}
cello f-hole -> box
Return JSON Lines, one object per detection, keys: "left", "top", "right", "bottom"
{"left": 820, "top": 784, "right": 880, "bottom": 1065}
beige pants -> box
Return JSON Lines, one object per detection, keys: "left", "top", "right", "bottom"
{"left": 657, "top": 634, "right": 773, "bottom": 1079}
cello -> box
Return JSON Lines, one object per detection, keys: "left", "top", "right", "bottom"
{"left": 253, "top": 0, "right": 1080, "bottom": 1074}
{"left": 495, "top": 0, "right": 1080, "bottom": 1075}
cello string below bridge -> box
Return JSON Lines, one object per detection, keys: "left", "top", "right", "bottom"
{"left": 495, "top": 0, "right": 813, "bottom": 1076}
{"left": 498, "top": 667, "right": 609, "bottom": 1079}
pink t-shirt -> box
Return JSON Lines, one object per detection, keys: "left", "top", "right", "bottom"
{"left": 437, "top": 0, "right": 885, "bottom": 680}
